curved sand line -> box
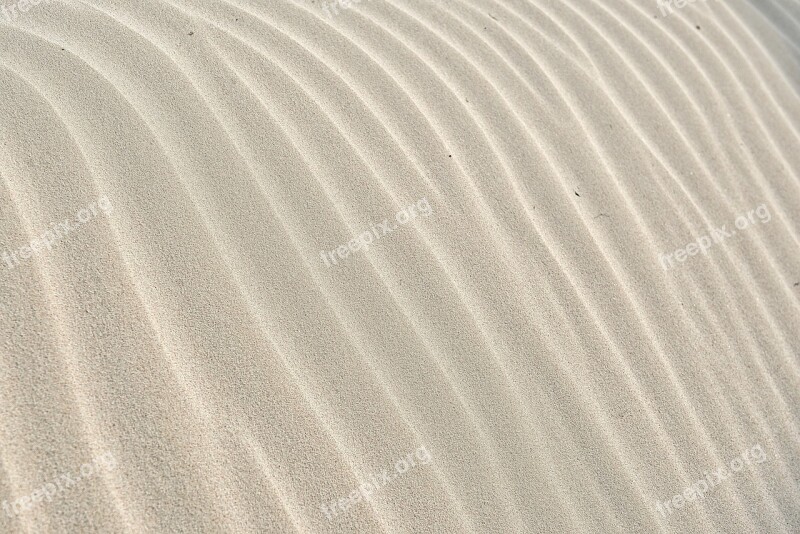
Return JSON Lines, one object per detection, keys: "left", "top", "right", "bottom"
{"left": 0, "top": 0, "right": 798, "bottom": 532}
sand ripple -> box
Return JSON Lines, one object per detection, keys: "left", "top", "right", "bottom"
{"left": 0, "top": 0, "right": 798, "bottom": 532}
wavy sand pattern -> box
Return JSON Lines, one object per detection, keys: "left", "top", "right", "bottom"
{"left": 0, "top": 0, "right": 799, "bottom": 532}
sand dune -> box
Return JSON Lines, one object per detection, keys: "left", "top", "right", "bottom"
{"left": 0, "top": 0, "right": 798, "bottom": 532}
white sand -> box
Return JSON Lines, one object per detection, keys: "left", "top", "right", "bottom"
{"left": 1, "top": 0, "right": 799, "bottom": 532}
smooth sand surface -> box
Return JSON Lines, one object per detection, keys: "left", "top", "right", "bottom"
{"left": 1, "top": 0, "right": 799, "bottom": 532}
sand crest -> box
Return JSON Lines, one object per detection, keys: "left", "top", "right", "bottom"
{"left": 1, "top": 0, "right": 799, "bottom": 532}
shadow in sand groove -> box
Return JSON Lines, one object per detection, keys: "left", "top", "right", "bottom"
{"left": 744, "top": 0, "right": 800, "bottom": 94}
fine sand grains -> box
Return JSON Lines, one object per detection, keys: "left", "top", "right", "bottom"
{"left": 1, "top": 0, "right": 799, "bottom": 532}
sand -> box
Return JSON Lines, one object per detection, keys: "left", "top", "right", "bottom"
{"left": 0, "top": 0, "right": 799, "bottom": 532}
